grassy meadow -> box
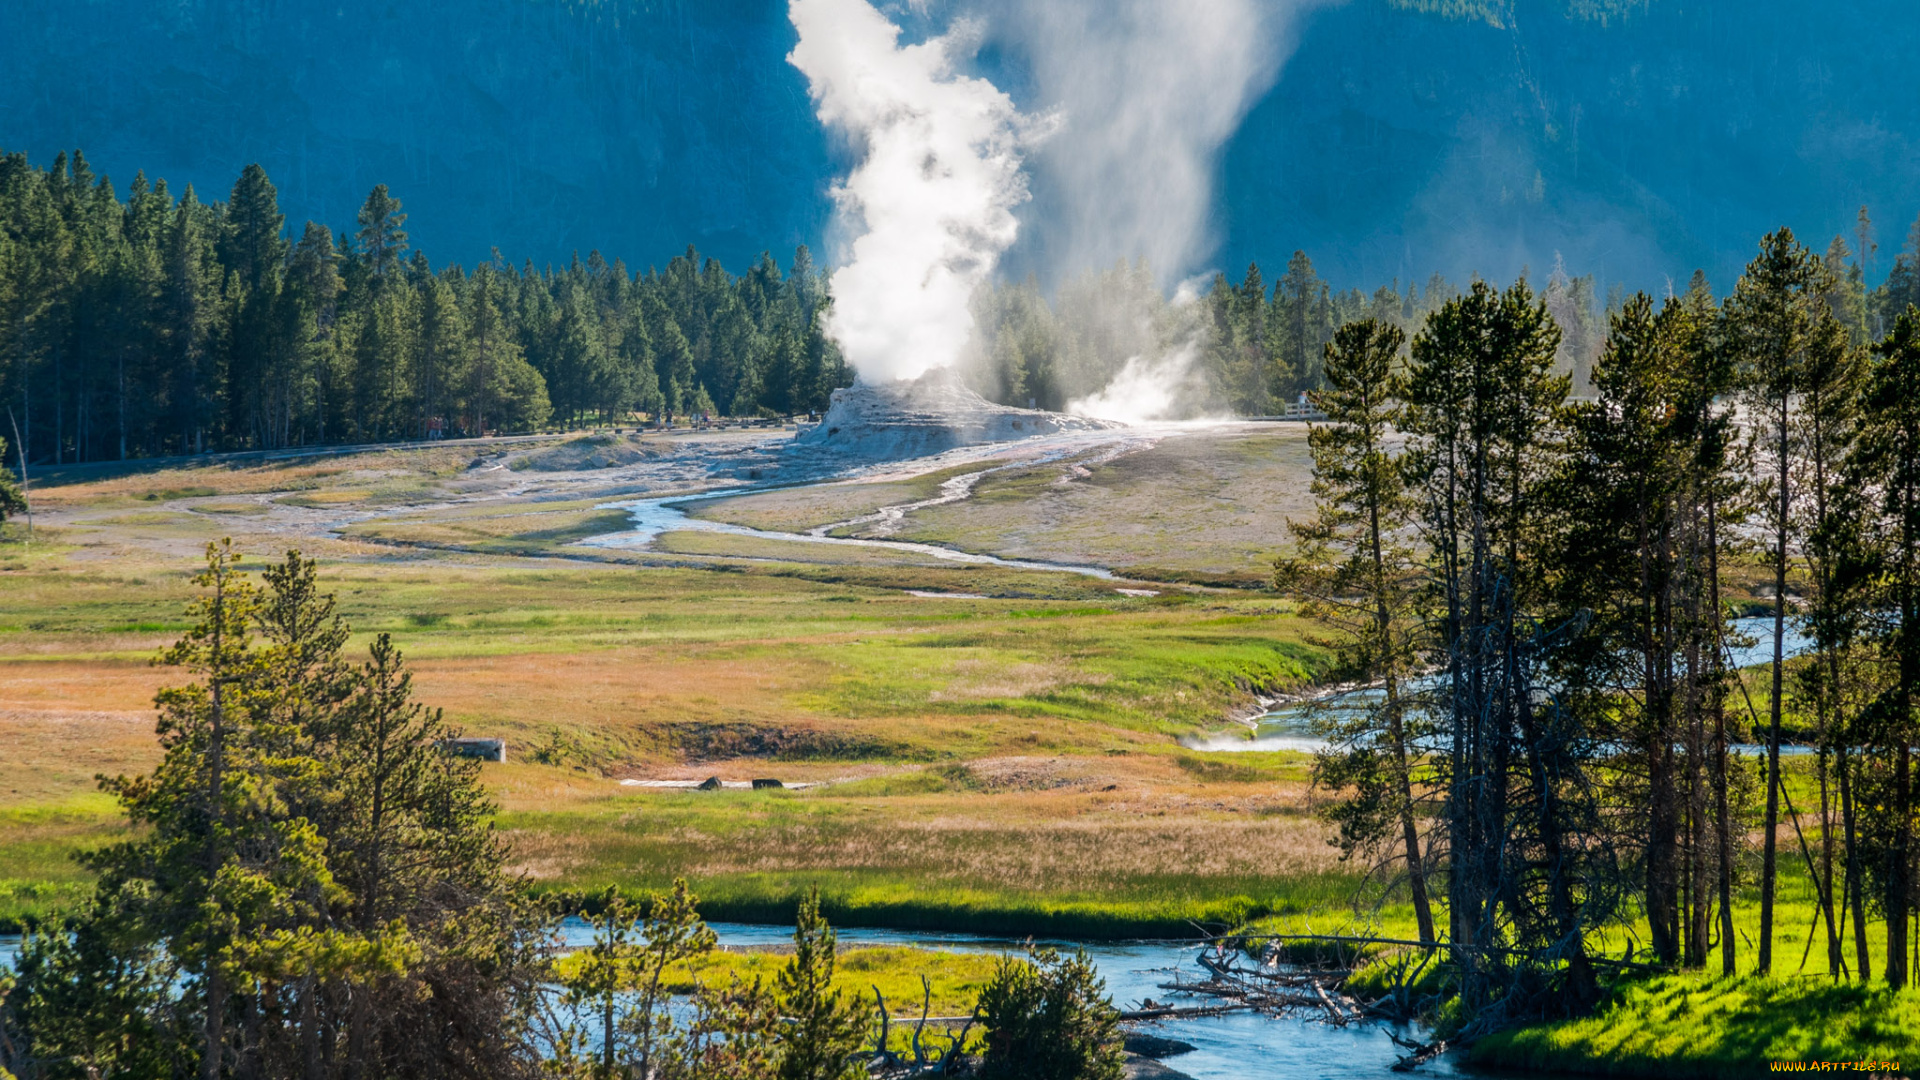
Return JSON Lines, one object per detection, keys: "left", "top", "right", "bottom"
{"left": 0, "top": 434, "right": 1346, "bottom": 934}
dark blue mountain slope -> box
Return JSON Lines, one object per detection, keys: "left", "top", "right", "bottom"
{"left": 3, "top": 0, "right": 1916, "bottom": 289}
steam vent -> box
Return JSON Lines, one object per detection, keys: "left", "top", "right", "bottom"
{"left": 793, "top": 367, "right": 1120, "bottom": 460}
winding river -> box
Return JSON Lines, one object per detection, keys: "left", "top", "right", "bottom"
{"left": 0, "top": 927, "right": 1454, "bottom": 1079}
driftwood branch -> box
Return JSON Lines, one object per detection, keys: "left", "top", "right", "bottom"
{"left": 911, "top": 976, "right": 933, "bottom": 1068}
{"left": 938, "top": 1005, "right": 980, "bottom": 1075}
{"left": 871, "top": 985, "right": 891, "bottom": 1065}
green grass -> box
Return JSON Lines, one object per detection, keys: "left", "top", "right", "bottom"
{"left": 1471, "top": 974, "right": 1920, "bottom": 1076}
{"left": 0, "top": 797, "right": 131, "bottom": 931}
{"left": 553, "top": 943, "right": 1000, "bottom": 1056}
{"left": 557, "top": 942, "right": 1005, "bottom": 1019}
{"left": 504, "top": 773, "right": 1354, "bottom": 939}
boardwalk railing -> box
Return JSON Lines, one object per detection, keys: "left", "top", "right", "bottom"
{"left": 1245, "top": 402, "right": 1328, "bottom": 422}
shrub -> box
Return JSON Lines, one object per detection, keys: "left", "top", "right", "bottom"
{"left": 976, "top": 947, "right": 1125, "bottom": 1080}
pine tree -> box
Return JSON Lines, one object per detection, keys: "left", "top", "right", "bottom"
{"left": 12, "top": 547, "right": 541, "bottom": 1078}
{"left": 1405, "top": 278, "right": 1595, "bottom": 1015}
{"left": 287, "top": 222, "right": 345, "bottom": 443}
{"left": 1278, "top": 318, "right": 1436, "bottom": 943}
{"left": 415, "top": 275, "right": 471, "bottom": 437}
{"left": 162, "top": 185, "right": 222, "bottom": 453}
{"left": 462, "top": 264, "right": 549, "bottom": 433}
{"left": 355, "top": 184, "right": 409, "bottom": 279}
{"left": 1724, "top": 227, "right": 1840, "bottom": 973}
{"left": 220, "top": 164, "right": 293, "bottom": 448}
{"left": 1844, "top": 305, "right": 1920, "bottom": 989}
{"left": 219, "top": 164, "right": 285, "bottom": 293}
{"left": 1549, "top": 291, "right": 1742, "bottom": 968}
{"left": 774, "top": 890, "right": 867, "bottom": 1080}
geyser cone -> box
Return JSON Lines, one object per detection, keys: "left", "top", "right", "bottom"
{"left": 795, "top": 367, "right": 1119, "bottom": 460}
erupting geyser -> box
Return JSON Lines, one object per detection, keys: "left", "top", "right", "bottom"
{"left": 786, "top": 0, "right": 1102, "bottom": 457}
{"left": 787, "top": 0, "right": 1320, "bottom": 446}
{"left": 787, "top": 0, "right": 1040, "bottom": 386}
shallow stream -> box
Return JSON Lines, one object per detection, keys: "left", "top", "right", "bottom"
{"left": 694, "top": 924, "right": 1457, "bottom": 1078}
{"left": 1190, "top": 616, "right": 1820, "bottom": 755}
{"left": 0, "top": 923, "right": 1453, "bottom": 1077}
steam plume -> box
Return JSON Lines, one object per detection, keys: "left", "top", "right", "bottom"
{"left": 787, "top": 0, "right": 1041, "bottom": 384}
{"left": 1008, "top": 0, "right": 1314, "bottom": 286}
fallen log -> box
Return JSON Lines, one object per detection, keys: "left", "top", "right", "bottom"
{"left": 1387, "top": 1030, "right": 1449, "bottom": 1072}
{"left": 1310, "top": 981, "right": 1350, "bottom": 1025}
{"left": 1118, "top": 1003, "right": 1250, "bottom": 1021}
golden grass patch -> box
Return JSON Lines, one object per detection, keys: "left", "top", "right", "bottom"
{"left": 0, "top": 707, "right": 163, "bottom": 807}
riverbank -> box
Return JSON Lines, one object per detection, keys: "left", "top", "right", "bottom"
{"left": 1471, "top": 973, "right": 1918, "bottom": 1077}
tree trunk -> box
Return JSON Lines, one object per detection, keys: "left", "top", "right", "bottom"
{"left": 1371, "top": 469, "right": 1434, "bottom": 946}
{"left": 1390, "top": 688, "right": 1435, "bottom": 945}
{"left": 1840, "top": 746, "right": 1871, "bottom": 981}
{"left": 1760, "top": 400, "right": 1789, "bottom": 975}
{"left": 1708, "top": 488, "right": 1737, "bottom": 977}
{"left": 203, "top": 968, "right": 227, "bottom": 1080}
{"left": 1892, "top": 740, "right": 1912, "bottom": 990}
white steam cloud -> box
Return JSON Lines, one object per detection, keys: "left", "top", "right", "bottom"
{"left": 1066, "top": 279, "right": 1214, "bottom": 424}
{"left": 1019, "top": 0, "right": 1324, "bottom": 423}
{"left": 1009, "top": 0, "right": 1313, "bottom": 286}
{"left": 787, "top": 0, "right": 1043, "bottom": 384}
{"left": 789, "top": 0, "right": 1328, "bottom": 416}
{"left": 1065, "top": 343, "right": 1203, "bottom": 425}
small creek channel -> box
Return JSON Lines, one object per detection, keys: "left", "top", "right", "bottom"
{"left": 0, "top": 925, "right": 1456, "bottom": 1078}
{"left": 580, "top": 462, "right": 1119, "bottom": 580}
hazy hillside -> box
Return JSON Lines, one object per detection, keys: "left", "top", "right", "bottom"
{"left": 1223, "top": 0, "right": 1920, "bottom": 291}
{"left": 4, "top": 0, "right": 1916, "bottom": 289}
{"left": 0, "top": 0, "right": 834, "bottom": 270}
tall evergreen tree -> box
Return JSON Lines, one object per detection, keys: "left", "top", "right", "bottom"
{"left": 1724, "top": 227, "right": 1841, "bottom": 974}
{"left": 1404, "top": 278, "right": 1597, "bottom": 1017}
{"left": 1279, "top": 318, "right": 1437, "bottom": 943}
{"left": 355, "top": 184, "right": 409, "bottom": 280}
{"left": 1844, "top": 305, "right": 1920, "bottom": 989}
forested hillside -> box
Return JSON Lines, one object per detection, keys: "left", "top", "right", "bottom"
{"left": 7, "top": 142, "right": 1920, "bottom": 464}
{"left": 0, "top": 151, "right": 847, "bottom": 463}
{"left": 0, "top": 0, "right": 828, "bottom": 275}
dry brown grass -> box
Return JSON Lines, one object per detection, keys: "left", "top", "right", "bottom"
{"left": 0, "top": 660, "right": 166, "bottom": 706}
{"left": 0, "top": 707, "right": 163, "bottom": 807}
{"left": 926, "top": 658, "right": 1097, "bottom": 702}
{"left": 30, "top": 444, "right": 491, "bottom": 509}
{"left": 498, "top": 750, "right": 1337, "bottom": 900}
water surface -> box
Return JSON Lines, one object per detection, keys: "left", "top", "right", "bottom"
{"left": 0, "top": 924, "right": 1453, "bottom": 1078}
